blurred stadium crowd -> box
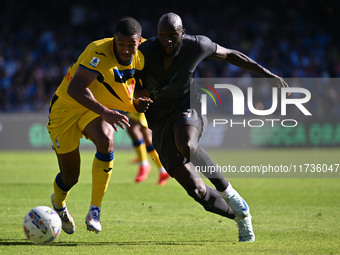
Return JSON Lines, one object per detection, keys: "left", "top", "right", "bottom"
{"left": 0, "top": 0, "right": 339, "bottom": 115}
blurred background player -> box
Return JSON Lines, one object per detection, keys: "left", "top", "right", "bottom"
{"left": 127, "top": 112, "right": 170, "bottom": 185}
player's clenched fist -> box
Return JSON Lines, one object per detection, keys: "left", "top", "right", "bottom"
{"left": 133, "top": 97, "right": 153, "bottom": 113}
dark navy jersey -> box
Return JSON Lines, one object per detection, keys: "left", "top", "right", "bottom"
{"left": 138, "top": 34, "right": 216, "bottom": 126}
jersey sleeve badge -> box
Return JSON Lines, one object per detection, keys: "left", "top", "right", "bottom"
{"left": 89, "top": 57, "right": 100, "bottom": 67}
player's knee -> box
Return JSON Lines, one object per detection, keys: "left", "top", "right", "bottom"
{"left": 95, "top": 135, "right": 114, "bottom": 153}
{"left": 62, "top": 173, "right": 79, "bottom": 188}
{"left": 127, "top": 124, "right": 138, "bottom": 137}
{"left": 177, "top": 140, "right": 199, "bottom": 158}
{"left": 190, "top": 142, "right": 198, "bottom": 155}
{"left": 187, "top": 184, "right": 206, "bottom": 201}
{"left": 176, "top": 141, "right": 191, "bottom": 158}
{"left": 68, "top": 176, "right": 79, "bottom": 187}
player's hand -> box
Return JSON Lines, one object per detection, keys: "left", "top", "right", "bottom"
{"left": 133, "top": 97, "right": 153, "bottom": 113}
{"left": 134, "top": 87, "right": 151, "bottom": 98}
{"left": 102, "top": 110, "right": 130, "bottom": 131}
{"left": 268, "top": 75, "right": 291, "bottom": 96}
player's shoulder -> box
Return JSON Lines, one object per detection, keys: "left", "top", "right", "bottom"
{"left": 90, "top": 38, "right": 113, "bottom": 46}
{"left": 134, "top": 49, "right": 145, "bottom": 69}
{"left": 85, "top": 38, "right": 113, "bottom": 54}
{"left": 183, "top": 34, "right": 216, "bottom": 55}
{"left": 138, "top": 37, "right": 158, "bottom": 53}
{"left": 183, "top": 34, "right": 214, "bottom": 46}
{"left": 78, "top": 38, "right": 113, "bottom": 70}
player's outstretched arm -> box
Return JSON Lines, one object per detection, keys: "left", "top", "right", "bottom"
{"left": 211, "top": 45, "right": 289, "bottom": 89}
{"left": 67, "top": 66, "right": 130, "bottom": 131}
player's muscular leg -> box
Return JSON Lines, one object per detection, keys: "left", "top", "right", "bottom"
{"left": 173, "top": 163, "right": 207, "bottom": 199}
{"left": 127, "top": 119, "right": 142, "bottom": 142}
{"left": 173, "top": 163, "right": 235, "bottom": 219}
{"left": 174, "top": 124, "right": 199, "bottom": 160}
{"left": 174, "top": 124, "right": 229, "bottom": 192}
{"left": 83, "top": 117, "right": 114, "bottom": 209}
{"left": 141, "top": 126, "right": 153, "bottom": 147}
{"left": 84, "top": 117, "right": 114, "bottom": 153}
{"left": 56, "top": 148, "right": 81, "bottom": 188}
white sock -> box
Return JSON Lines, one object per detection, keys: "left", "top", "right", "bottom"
{"left": 159, "top": 166, "right": 166, "bottom": 173}
{"left": 140, "top": 160, "right": 149, "bottom": 166}
{"left": 219, "top": 183, "right": 236, "bottom": 199}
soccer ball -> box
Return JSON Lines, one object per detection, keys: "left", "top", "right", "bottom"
{"left": 23, "top": 206, "right": 62, "bottom": 245}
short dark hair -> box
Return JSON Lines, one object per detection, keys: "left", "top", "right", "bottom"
{"left": 114, "top": 17, "right": 142, "bottom": 36}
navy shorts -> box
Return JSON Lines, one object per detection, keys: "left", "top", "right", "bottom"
{"left": 151, "top": 109, "right": 207, "bottom": 176}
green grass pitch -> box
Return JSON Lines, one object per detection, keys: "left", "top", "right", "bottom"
{"left": 0, "top": 148, "right": 339, "bottom": 254}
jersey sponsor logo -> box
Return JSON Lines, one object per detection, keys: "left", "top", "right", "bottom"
{"left": 113, "top": 68, "right": 135, "bottom": 83}
{"left": 89, "top": 57, "right": 100, "bottom": 67}
{"left": 127, "top": 79, "right": 135, "bottom": 98}
{"left": 147, "top": 72, "right": 178, "bottom": 93}
{"left": 95, "top": 51, "right": 106, "bottom": 57}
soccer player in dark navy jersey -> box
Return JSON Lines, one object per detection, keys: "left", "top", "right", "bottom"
{"left": 136, "top": 12, "right": 289, "bottom": 242}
